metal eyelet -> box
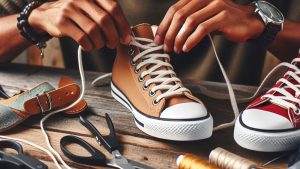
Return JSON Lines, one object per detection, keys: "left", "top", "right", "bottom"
{"left": 131, "top": 60, "right": 136, "bottom": 66}
{"left": 128, "top": 48, "right": 135, "bottom": 55}
{"left": 143, "top": 84, "right": 149, "bottom": 90}
{"left": 138, "top": 76, "right": 144, "bottom": 82}
{"left": 149, "top": 90, "right": 155, "bottom": 96}
{"left": 295, "top": 109, "right": 300, "bottom": 114}
{"left": 134, "top": 68, "right": 140, "bottom": 73}
{"left": 152, "top": 99, "right": 159, "bottom": 105}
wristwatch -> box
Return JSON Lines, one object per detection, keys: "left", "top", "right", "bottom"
{"left": 251, "top": 1, "right": 284, "bottom": 46}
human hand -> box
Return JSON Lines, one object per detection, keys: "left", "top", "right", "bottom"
{"left": 154, "top": 0, "right": 265, "bottom": 53}
{"left": 28, "top": 0, "right": 131, "bottom": 51}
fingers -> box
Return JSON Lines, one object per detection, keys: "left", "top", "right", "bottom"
{"left": 174, "top": 0, "right": 223, "bottom": 53}
{"left": 73, "top": 1, "right": 121, "bottom": 49}
{"left": 154, "top": 0, "right": 189, "bottom": 45}
{"left": 95, "top": 0, "right": 131, "bottom": 44}
{"left": 60, "top": 20, "right": 94, "bottom": 51}
{"left": 163, "top": 0, "right": 209, "bottom": 53}
{"left": 64, "top": 3, "right": 105, "bottom": 49}
{"left": 183, "top": 11, "right": 225, "bottom": 52}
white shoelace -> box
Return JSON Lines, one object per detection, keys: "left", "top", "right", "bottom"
{"left": 94, "top": 37, "right": 191, "bottom": 104}
{"left": 0, "top": 34, "right": 241, "bottom": 169}
{"left": 260, "top": 58, "right": 300, "bottom": 114}
{"left": 93, "top": 34, "right": 240, "bottom": 131}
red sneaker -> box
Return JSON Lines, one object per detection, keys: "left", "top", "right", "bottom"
{"left": 234, "top": 50, "right": 300, "bottom": 152}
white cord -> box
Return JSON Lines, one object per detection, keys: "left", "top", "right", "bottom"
{"left": 39, "top": 46, "right": 86, "bottom": 169}
{"left": 207, "top": 34, "right": 239, "bottom": 131}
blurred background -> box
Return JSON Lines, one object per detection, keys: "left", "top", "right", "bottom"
{"left": 11, "top": 0, "right": 300, "bottom": 86}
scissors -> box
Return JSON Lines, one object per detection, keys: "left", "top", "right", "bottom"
{"left": 0, "top": 140, "right": 48, "bottom": 169}
{"left": 60, "top": 113, "right": 153, "bottom": 169}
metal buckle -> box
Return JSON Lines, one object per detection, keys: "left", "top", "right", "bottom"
{"left": 35, "top": 92, "right": 52, "bottom": 115}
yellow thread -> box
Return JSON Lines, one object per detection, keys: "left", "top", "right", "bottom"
{"left": 178, "top": 154, "right": 220, "bottom": 169}
{"left": 177, "top": 148, "right": 257, "bottom": 169}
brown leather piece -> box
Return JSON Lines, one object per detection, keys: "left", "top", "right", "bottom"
{"left": 58, "top": 76, "right": 88, "bottom": 114}
{"left": 24, "top": 84, "right": 81, "bottom": 115}
{"left": 132, "top": 23, "right": 154, "bottom": 39}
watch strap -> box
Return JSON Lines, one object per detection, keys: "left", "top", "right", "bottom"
{"left": 256, "top": 23, "right": 281, "bottom": 46}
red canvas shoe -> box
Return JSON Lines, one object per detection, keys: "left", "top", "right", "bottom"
{"left": 234, "top": 50, "right": 300, "bottom": 152}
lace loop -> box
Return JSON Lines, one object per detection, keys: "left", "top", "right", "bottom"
{"left": 130, "top": 37, "right": 190, "bottom": 103}
{"left": 261, "top": 57, "right": 300, "bottom": 115}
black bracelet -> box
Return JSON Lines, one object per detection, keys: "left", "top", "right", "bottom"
{"left": 17, "top": 1, "right": 52, "bottom": 57}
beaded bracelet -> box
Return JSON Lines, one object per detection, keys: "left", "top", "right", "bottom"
{"left": 17, "top": 1, "right": 52, "bottom": 57}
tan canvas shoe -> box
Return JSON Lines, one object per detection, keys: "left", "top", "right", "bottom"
{"left": 109, "top": 23, "right": 213, "bottom": 141}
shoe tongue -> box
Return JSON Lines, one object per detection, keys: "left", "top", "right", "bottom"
{"left": 132, "top": 23, "right": 154, "bottom": 40}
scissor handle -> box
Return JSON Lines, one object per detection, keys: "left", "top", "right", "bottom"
{"left": 0, "top": 140, "right": 23, "bottom": 154}
{"left": 79, "top": 114, "right": 119, "bottom": 153}
{"left": 60, "top": 135, "right": 107, "bottom": 166}
{"left": 0, "top": 140, "right": 48, "bottom": 169}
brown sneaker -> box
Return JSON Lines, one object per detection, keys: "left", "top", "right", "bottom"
{"left": 109, "top": 23, "right": 212, "bottom": 140}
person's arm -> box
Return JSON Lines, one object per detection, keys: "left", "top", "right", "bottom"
{"left": 268, "top": 20, "right": 300, "bottom": 61}
{"left": 0, "top": 0, "right": 131, "bottom": 63}
{"left": 0, "top": 15, "right": 31, "bottom": 62}
{"left": 155, "top": 0, "right": 300, "bottom": 60}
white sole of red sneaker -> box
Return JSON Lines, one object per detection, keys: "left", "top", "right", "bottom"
{"left": 111, "top": 82, "right": 213, "bottom": 141}
{"left": 234, "top": 115, "right": 300, "bottom": 152}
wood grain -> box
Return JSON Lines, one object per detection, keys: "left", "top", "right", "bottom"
{"left": 0, "top": 63, "right": 287, "bottom": 169}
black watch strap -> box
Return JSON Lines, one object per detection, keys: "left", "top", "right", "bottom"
{"left": 256, "top": 23, "right": 281, "bottom": 46}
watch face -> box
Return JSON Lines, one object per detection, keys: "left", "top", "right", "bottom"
{"left": 257, "top": 1, "right": 284, "bottom": 23}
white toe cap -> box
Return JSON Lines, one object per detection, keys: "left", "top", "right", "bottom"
{"left": 241, "top": 109, "right": 293, "bottom": 130}
{"left": 160, "top": 102, "right": 208, "bottom": 119}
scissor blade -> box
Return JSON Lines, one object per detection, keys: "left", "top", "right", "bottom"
{"left": 128, "top": 160, "right": 154, "bottom": 169}
{"left": 110, "top": 150, "right": 135, "bottom": 169}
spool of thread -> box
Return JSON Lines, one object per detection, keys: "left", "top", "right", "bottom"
{"left": 177, "top": 148, "right": 258, "bottom": 169}
{"left": 177, "top": 153, "right": 219, "bottom": 169}
{"left": 209, "top": 148, "right": 257, "bottom": 169}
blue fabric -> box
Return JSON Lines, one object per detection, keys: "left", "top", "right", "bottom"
{"left": 8, "top": 82, "right": 55, "bottom": 112}
{"left": 0, "top": 103, "right": 21, "bottom": 130}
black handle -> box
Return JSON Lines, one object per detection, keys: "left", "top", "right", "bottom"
{"left": 0, "top": 140, "right": 23, "bottom": 154}
{"left": 60, "top": 135, "right": 107, "bottom": 166}
{"left": 79, "top": 114, "right": 119, "bottom": 153}
{"left": 0, "top": 140, "right": 48, "bottom": 169}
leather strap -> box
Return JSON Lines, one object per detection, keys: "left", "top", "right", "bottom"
{"left": 58, "top": 76, "right": 87, "bottom": 115}
{"left": 24, "top": 76, "right": 87, "bottom": 115}
{"left": 23, "top": 84, "right": 81, "bottom": 115}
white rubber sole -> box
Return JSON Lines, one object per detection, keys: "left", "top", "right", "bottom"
{"left": 111, "top": 82, "right": 213, "bottom": 141}
{"left": 234, "top": 115, "right": 300, "bottom": 152}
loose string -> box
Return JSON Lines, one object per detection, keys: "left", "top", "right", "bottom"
{"left": 207, "top": 34, "right": 239, "bottom": 131}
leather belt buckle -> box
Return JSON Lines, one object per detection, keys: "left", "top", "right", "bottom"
{"left": 35, "top": 91, "right": 52, "bottom": 115}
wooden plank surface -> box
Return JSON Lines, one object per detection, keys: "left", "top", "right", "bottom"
{"left": 0, "top": 63, "right": 288, "bottom": 169}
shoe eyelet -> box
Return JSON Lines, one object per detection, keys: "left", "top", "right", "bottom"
{"left": 152, "top": 99, "right": 159, "bottom": 105}
{"left": 149, "top": 90, "right": 155, "bottom": 96}
{"left": 134, "top": 68, "right": 140, "bottom": 73}
{"left": 138, "top": 76, "right": 144, "bottom": 82}
{"left": 131, "top": 60, "right": 136, "bottom": 66}
{"left": 143, "top": 84, "right": 149, "bottom": 90}
{"left": 128, "top": 48, "right": 135, "bottom": 56}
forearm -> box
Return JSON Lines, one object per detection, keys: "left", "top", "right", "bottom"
{"left": 268, "top": 20, "right": 300, "bottom": 61}
{"left": 0, "top": 14, "right": 31, "bottom": 63}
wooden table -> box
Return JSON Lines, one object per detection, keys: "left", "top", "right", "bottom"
{"left": 0, "top": 63, "right": 288, "bottom": 169}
